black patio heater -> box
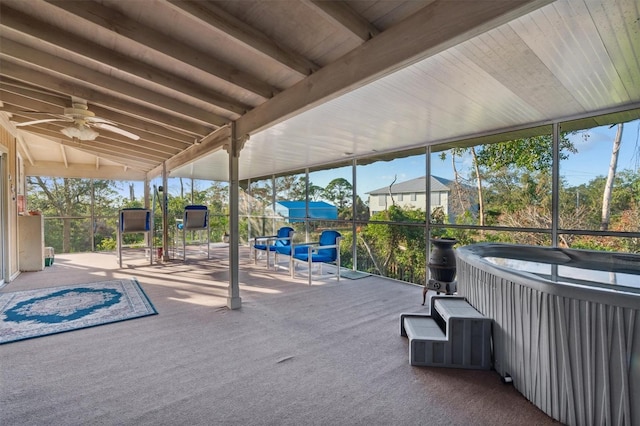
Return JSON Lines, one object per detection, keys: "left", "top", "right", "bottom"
{"left": 422, "top": 238, "right": 457, "bottom": 305}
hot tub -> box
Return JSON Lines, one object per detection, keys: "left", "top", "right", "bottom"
{"left": 456, "top": 243, "right": 640, "bottom": 426}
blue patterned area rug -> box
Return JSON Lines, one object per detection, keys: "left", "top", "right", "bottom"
{"left": 0, "top": 278, "right": 157, "bottom": 345}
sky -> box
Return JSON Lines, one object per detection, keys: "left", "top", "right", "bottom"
{"left": 309, "top": 119, "right": 640, "bottom": 198}
{"left": 562, "top": 121, "right": 640, "bottom": 186}
{"left": 125, "top": 119, "right": 640, "bottom": 202}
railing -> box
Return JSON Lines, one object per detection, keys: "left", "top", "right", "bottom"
{"left": 42, "top": 213, "right": 229, "bottom": 255}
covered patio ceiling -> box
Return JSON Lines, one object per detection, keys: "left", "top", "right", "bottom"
{"left": 1, "top": 0, "right": 639, "bottom": 182}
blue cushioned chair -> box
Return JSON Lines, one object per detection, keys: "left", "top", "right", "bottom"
{"left": 274, "top": 240, "right": 309, "bottom": 272}
{"left": 253, "top": 227, "right": 294, "bottom": 269}
{"left": 291, "top": 230, "right": 342, "bottom": 285}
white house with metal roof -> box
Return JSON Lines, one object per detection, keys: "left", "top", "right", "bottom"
{"left": 367, "top": 176, "right": 456, "bottom": 218}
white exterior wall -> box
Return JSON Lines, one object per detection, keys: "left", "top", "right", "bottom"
{"left": 368, "top": 191, "right": 448, "bottom": 217}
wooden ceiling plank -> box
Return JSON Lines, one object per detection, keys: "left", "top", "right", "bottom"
{"left": 0, "top": 65, "right": 215, "bottom": 136}
{"left": 22, "top": 135, "right": 156, "bottom": 171}
{"left": 80, "top": 104, "right": 196, "bottom": 146}
{"left": 44, "top": 0, "right": 277, "bottom": 99}
{"left": 21, "top": 125, "right": 174, "bottom": 161}
{"left": 0, "top": 82, "right": 67, "bottom": 110}
{"left": 25, "top": 161, "right": 148, "bottom": 180}
{"left": 0, "top": 5, "right": 250, "bottom": 116}
{"left": 0, "top": 85, "right": 199, "bottom": 144}
{"left": 303, "top": 0, "right": 380, "bottom": 41}
{"left": 0, "top": 38, "right": 229, "bottom": 127}
{"left": 168, "top": 0, "right": 318, "bottom": 76}
{"left": 1, "top": 96, "right": 187, "bottom": 150}
{"left": 236, "top": 0, "right": 552, "bottom": 137}
{"left": 0, "top": 94, "right": 63, "bottom": 116}
{"left": 12, "top": 119, "right": 183, "bottom": 157}
{"left": 4, "top": 104, "right": 194, "bottom": 151}
{"left": 16, "top": 135, "right": 35, "bottom": 165}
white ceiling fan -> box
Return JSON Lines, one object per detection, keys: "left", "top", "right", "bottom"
{"left": 13, "top": 97, "right": 140, "bottom": 141}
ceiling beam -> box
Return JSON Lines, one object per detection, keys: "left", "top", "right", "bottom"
{"left": 168, "top": 0, "right": 319, "bottom": 76}
{"left": 21, "top": 122, "right": 178, "bottom": 160}
{"left": 25, "top": 161, "right": 147, "bottom": 180}
{"left": 5, "top": 104, "right": 194, "bottom": 151}
{"left": 16, "top": 135, "right": 34, "bottom": 165}
{"left": 302, "top": 0, "right": 380, "bottom": 41}
{"left": 60, "top": 145, "right": 68, "bottom": 168}
{"left": 44, "top": 0, "right": 277, "bottom": 99}
{"left": 236, "top": 0, "right": 552, "bottom": 137}
{"left": 0, "top": 84, "right": 197, "bottom": 144}
{"left": 21, "top": 138, "right": 155, "bottom": 172}
{"left": 19, "top": 126, "right": 165, "bottom": 166}
{"left": 0, "top": 90, "right": 194, "bottom": 149}
{"left": 0, "top": 5, "right": 250, "bottom": 116}
{"left": 10, "top": 116, "right": 183, "bottom": 157}
{"left": 0, "top": 66, "right": 215, "bottom": 137}
{"left": 0, "top": 83, "right": 67, "bottom": 111}
{"left": 0, "top": 39, "right": 229, "bottom": 127}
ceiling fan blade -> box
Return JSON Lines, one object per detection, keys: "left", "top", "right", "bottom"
{"left": 15, "top": 118, "right": 70, "bottom": 127}
{"left": 86, "top": 116, "right": 116, "bottom": 125}
{"left": 92, "top": 122, "right": 140, "bottom": 140}
{"left": 14, "top": 111, "right": 62, "bottom": 116}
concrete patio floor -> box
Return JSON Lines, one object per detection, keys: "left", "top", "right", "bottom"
{"left": 1, "top": 245, "right": 558, "bottom": 425}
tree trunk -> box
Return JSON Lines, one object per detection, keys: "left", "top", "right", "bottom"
{"left": 63, "top": 178, "right": 73, "bottom": 253}
{"left": 358, "top": 235, "right": 382, "bottom": 275}
{"left": 600, "top": 123, "right": 623, "bottom": 231}
{"left": 451, "top": 152, "right": 468, "bottom": 213}
{"left": 387, "top": 175, "right": 397, "bottom": 208}
{"left": 63, "top": 217, "right": 72, "bottom": 253}
{"left": 471, "top": 147, "right": 485, "bottom": 227}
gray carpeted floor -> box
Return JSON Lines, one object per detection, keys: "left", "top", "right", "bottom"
{"left": 0, "top": 249, "right": 558, "bottom": 425}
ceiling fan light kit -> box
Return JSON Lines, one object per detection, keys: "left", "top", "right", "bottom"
{"left": 60, "top": 124, "right": 99, "bottom": 141}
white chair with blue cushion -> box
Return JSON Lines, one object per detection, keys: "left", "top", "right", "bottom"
{"left": 181, "top": 205, "right": 210, "bottom": 261}
{"left": 117, "top": 208, "right": 153, "bottom": 268}
{"left": 291, "top": 230, "right": 342, "bottom": 285}
{"left": 253, "top": 226, "right": 294, "bottom": 269}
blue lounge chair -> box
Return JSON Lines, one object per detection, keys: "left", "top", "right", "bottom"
{"left": 253, "top": 226, "right": 294, "bottom": 269}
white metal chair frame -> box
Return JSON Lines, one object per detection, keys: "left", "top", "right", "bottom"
{"left": 253, "top": 235, "right": 276, "bottom": 268}
{"left": 254, "top": 227, "right": 294, "bottom": 270}
{"left": 291, "top": 235, "right": 342, "bottom": 286}
{"left": 117, "top": 208, "right": 153, "bottom": 268}
{"left": 180, "top": 206, "right": 210, "bottom": 261}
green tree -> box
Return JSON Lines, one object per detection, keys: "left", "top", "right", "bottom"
{"left": 440, "top": 133, "right": 576, "bottom": 229}
{"left": 276, "top": 175, "right": 306, "bottom": 200}
{"left": 571, "top": 169, "right": 640, "bottom": 232}
{"left": 324, "top": 178, "right": 352, "bottom": 210}
{"left": 27, "top": 177, "right": 118, "bottom": 253}
{"left": 308, "top": 183, "right": 325, "bottom": 201}
{"left": 360, "top": 205, "right": 426, "bottom": 284}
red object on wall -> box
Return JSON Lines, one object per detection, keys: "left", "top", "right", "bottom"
{"left": 17, "top": 194, "right": 25, "bottom": 213}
